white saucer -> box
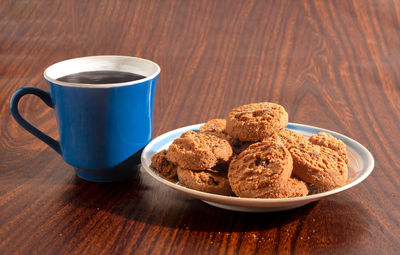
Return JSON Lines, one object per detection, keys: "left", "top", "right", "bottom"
{"left": 141, "top": 123, "right": 374, "bottom": 212}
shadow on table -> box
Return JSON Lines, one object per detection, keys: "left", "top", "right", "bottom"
{"left": 134, "top": 195, "right": 368, "bottom": 234}
{"left": 65, "top": 162, "right": 370, "bottom": 253}
{"left": 131, "top": 195, "right": 370, "bottom": 253}
{"left": 67, "top": 167, "right": 369, "bottom": 230}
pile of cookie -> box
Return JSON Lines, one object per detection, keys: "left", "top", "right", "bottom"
{"left": 151, "top": 102, "right": 349, "bottom": 198}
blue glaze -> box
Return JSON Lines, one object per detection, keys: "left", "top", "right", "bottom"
{"left": 48, "top": 77, "right": 158, "bottom": 169}
{"left": 10, "top": 56, "right": 160, "bottom": 181}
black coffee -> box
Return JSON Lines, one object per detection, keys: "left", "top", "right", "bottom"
{"left": 57, "top": 70, "right": 146, "bottom": 84}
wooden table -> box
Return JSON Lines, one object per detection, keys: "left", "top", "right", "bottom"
{"left": 1, "top": 0, "right": 399, "bottom": 254}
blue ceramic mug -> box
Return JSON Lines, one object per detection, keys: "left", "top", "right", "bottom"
{"left": 10, "top": 56, "right": 160, "bottom": 181}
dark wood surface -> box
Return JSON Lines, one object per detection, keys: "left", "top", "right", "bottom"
{"left": 1, "top": 0, "right": 399, "bottom": 254}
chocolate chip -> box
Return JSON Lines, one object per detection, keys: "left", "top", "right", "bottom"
{"left": 255, "top": 158, "right": 270, "bottom": 167}
{"left": 209, "top": 176, "right": 219, "bottom": 185}
{"left": 235, "top": 112, "right": 251, "bottom": 120}
{"left": 252, "top": 109, "right": 266, "bottom": 117}
{"left": 233, "top": 140, "right": 242, "bottom": 147}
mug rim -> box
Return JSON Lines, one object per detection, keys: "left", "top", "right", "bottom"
{"left": 43, "top": 55, "right": 160, "bottom": 88}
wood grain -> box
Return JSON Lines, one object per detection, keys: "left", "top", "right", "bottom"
{"left": 1, "top": 0, "right": 400, "bottom": 254}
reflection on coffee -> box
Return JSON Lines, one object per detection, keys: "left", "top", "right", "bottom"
{"left": 57, "top": 70, "right": 146, "bottom": 84}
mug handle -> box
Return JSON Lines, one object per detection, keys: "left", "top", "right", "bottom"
{"left": 10, "top": 87, "right": 61, "bottom": 155}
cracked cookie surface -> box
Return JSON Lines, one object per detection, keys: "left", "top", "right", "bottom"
{"left": 290, "top": 144, "right": 348, "bottom": 188}
{"left": 249, "top": 177, "right": 309, "bottom": 198}
{"left": 278, "top": 129, "right": 309, "bottom": 150}
{"left": 199, "top": 119, "right": 235, "bottom": 144}
{"left": 226, "top": 102, "right": 288, "bottom": 141}
{"left": 166, "top": 131, "right": 233, "bottom": 170}
{"left": 309, "top": 132, "right": 349, "bottom": 163}
{"left": 228, "top": 141, "right": 293, "bottom": 198}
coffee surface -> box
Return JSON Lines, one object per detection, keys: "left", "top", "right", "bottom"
{"left": 57, "top": 70, "right": 146, "bottom": 84}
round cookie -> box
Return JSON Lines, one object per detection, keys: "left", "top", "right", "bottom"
{"left": 166, "top": 131, "right": 233, "bottom": 170}
{"left": 177, "top": 166, "right": 232, "bottom": 195}
{"left": 309, "top": 132, "right": 349, "bottom": 163}
{"left": 228, "top": 141, "right": 293, "bottom": 198}
{"left": 151, "top": 150, "right": 177, "bottom": 180}
{"left": 226, "top": 102, "right": 289, "bottom": 141}
{"left": 290, "top": 144, "right": 348, "bottom": 188}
